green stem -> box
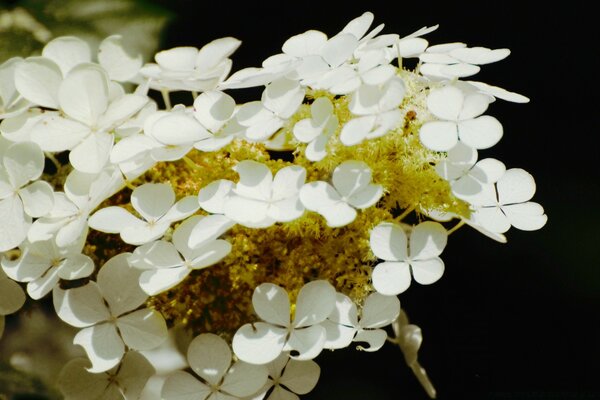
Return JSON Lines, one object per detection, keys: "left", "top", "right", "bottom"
{"left": 447, "top": 220, "right": 465, "bottom": 235}
{"left": 396, "top": 206, "right": 415, "bottom": 222}
{"left": 161, "top": 89, "right": 172, "bottom": 110}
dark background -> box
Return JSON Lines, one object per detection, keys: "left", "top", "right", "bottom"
{"left": 142, "top": 2, "right": 599, "bottom": 399}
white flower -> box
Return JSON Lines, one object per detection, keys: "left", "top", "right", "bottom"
{"left": 192, "top": 90, "right": 238, "bottom": 151}
{"left": 423, "top": 207, "right": 507, "bottom": 244}
{"left": 0, "top": 57, "right": 31, "bottom": 119}
{"left": 253, "top": 353, "right": 320, "bottom": 400}
{"left": 0, "top": 267, "right": 26, "bottom": 339}
{"left": 97, "top": 35, "right": 143, "bottom": 82}
{"left": 140, "top": 38, "right": 241, "bottom": 92}
{"left": 340, "top": 77, "right": 405, "bottom": 146}
{"left": 58, "top": 351, "right": 155, "bottom": 400}
{"left": 162, "top": 333, "right": 268, "bottom": 400}
{"left": 419, "top": 84, "right": 502, "bottom": 151}
{"left": 293, "top": 97, "right": 338, "bottom": 161}
{"left": 299, "top": 160, "right": 382, "bottom": 227}
{"left": 27, "top": 64, "right": 148, "bottom": 173}
{"left": 1, "top": 233, "right": 94, "bottom": 300}
{"left": 128, "top": 215, "right": 233, "bottom": 295}
{"left": 143, "top": 106, "right": 211, "bottom": 152}
{"left": 419, "top": 43, "right": 510, "bottom": 80}
{"left": 53, "top": 253, "right": 168, "bottom": 372}
{"left": 198, "top": 161, "right": 306, "bottom": 228}
{"left": 323, "top": 292, "right": 400, "bottom": 352}
{"left": 370, "top": 221, "right": 448, "bottom": 295}
{"left": 28, "top": 166, "right": 124, "bottom": 247}
{"left": 237, "top": 78, "right": 305, "bottom": 141}
{"left": 232, "top": 280, "right": 336, "bottom": 365}
{"left": 470, "top": 168, "right": 548, "bottom": 233}
{"left": 89, "top": 182, "right": 199, "bottom": 245}
{"left": 435, "top": 142, "right": 506, "bottom": 203}
{"left": 0, "top": 141, "right": 54, "bottom": 252}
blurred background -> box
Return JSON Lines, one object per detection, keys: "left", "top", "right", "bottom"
{"left": 0, "top": 1, "right": 597, "bottom": 399}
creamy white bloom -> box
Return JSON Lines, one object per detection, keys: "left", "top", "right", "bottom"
{"left": 370, "top": 221, "right": 448, "bottom": 295}
{"left": 58, "top": 351, "right": 155, "bottom": 400}
{"left": 53, "top": 253, "right": 167, "bottom": 372}
{"left": 299, "top": 160, "right": 382, "bottom": 227}
{"left": 1, "top": 233, "right": 94, "bottom": 300}
{"left": 0, "top": 141, "right": 54, "bottom": 252}
{"left": 162, "top": 333, "right": 268, "bottom": 400}
{"left": 419, "top": 84, "right": 502, "bottom": 151}
{"left": 293, "top": 97, "right": 338, "bottom": 161}
{"left": 232, "top": 280, "right": 336, "bottom": 364}
{"left": 323, "top": 292, "right": 400, "bottom": 352}
{"left": 0, "top": 57, "right": 31, "bottom": 119}
{"left": 253, "top": 353, "right": 320, "bottom": 400}
{"left": 89, "top": 182, "right": 199, "bottom": 245}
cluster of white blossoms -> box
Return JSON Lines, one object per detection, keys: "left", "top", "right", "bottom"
{"left": 0, "top": 11, "right": 547, "bottom": 400}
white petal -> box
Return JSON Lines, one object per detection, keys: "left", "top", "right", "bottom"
{"left": 279, "top": 359, "right": 320, "bottom": 395}
{"left": 150, "top": 113, "right": 209, "bottom": 145}
{"left": 27, "top": 267, "right": 59, "bottom": 299}
{"left": 88, "top": 206, "right": 143, "bottom": 234}
{"left": 293, "top": 118, "right": 321, "bottom": 143}
{"left": 74, "top": 323, "right": 124, "bottom": 373}
{"left": 233, "top": 160, "right": 273, "bottom": 201}
{"left": 410, "top": 258, "right": 445, "bottom": 285}
{"left": 283, "top": 30, "right": 328, "bottom": 57}
{"left": 161, "top": 196, "right": 200, "bottom": 225}
{"left": 116, "top": 351, "right": 156, "bottom": 399}
{"left": 97, "top": 253, "right": 147, "bottom": 316}
{"left": 59, "top": 65, "right": 109, "bottom": 126}
{"left": 57, "top": 254, "right": 95, "bottom": 280}
{"left": 352, "top": 329, "right": 387, "bottom": 352}
{"left": 222, "top": 361, "right": 268, "bottom": 397}
{"left": 14, "top": 57, "right": 61, "bottom": 108}
{"left": 188, "top": 239, "right": 231, "bottom": 269}
{"left": 198, "top": 179, "right": 234, "bottom": 214}
{"left": 0, "top": 108, "right": 42, "bottom": 143}
{"left": 322, "top": 320, "right": 356, "bottom": 350}
{"left": 57, "top": 358, "right": 110, "bottom": 400}
{"left": 127, "top": 239, "right": 177, "bottom": 272}
{"left": 30, "top": 114, "right": 90, "bottom": 152}
{"left": 155, "top": 47, "right": 198, "bottom": 71}
{"left": 332, "top": 160, "right": 372, "bottom": 199}
{"left": 339, "top": 116, "right": 375, "bottom": 146}
{"left": 427, "top": 85, "right": 463, "bottom": 121}
{"left": 161, "top": 371, "right": 211, "bottom": 400}
{"left": 224, "top": 196, "right": 272, "bottom": 228}
{"left": 3, "top": 141, "right": 44, "bottom": 187}
{"left": 267, "top": 386, "right": 298, "bottom": 400}
{"left": 450, "top": 47, "right": 510, "bottom": 65}
{"left": 372, "top": 261, "right": 411, "bottom": 295}
{"left": 471, "top": 206, "right": 510, "bottom": 234}
{"left": 188, "top": 214, "right": 235, "bottom": 249}
{"left": 262, "top": 78, "right": 304, "bottom": 119}
{"left": 131, "top": 183, "right": 175, "bottom": 222}
{"left": 98, "top": 35, "right": 143, "bottom": 82}
{"left": 419, "top": 121, "right": 458, "bottom": 151}
{"left": 440, "top": 63, "right": 481, "bottom": 78}
{"left": 319, "top": 202, "right": 357, "bottom": 228}
{"left": 42, "top": 37, "right": 91, "bottom": 75}
{"left": 110, "top": 134, "right": 158, "bottom": 163}
{"left": 252, "top": 283, "right": 290, "bottom": 326}
{"left": 458, "top": 116, "right": 503, "bottom": 149}
{"left": 321, "top": 34, "right": 358, "bottom": 68}
{"left": 196, "top": 37, "right": 240, "bottom": 71}
{"left": 232, "top": 322, "right": 287, "bottom": 365}
{"left": 69, "top": 132, "right": 114, "bottom": 173}
{"left": 0, "top": 272, "right": 25, "bottom": 315}
{"left": 471, "top": 158, "right": 506, "bottom": 184}
{"left": 305, "top": 131, "right": 329, "bottom": 161}
{"left": 272, "top": 166, "right": 306, "bottom": 201}
{"left": 409, "top": 221, "right": 447, "bottom": 259}
{"left": 293, "top": 280, "right": 336, "bottom": 328}
{"left": 19, "top": 180, "right": 54, "bottom": 218}
{"left": 0, "top": 196, "right": 29, "bottom": 252}
{"left": 99, "top": 94, "right": 148, "bottom": 129}
{"left": 286, "top": 325, "right": 326, "bottom": 360}
{"left": 139, "top": 266, "right": 190, "bottom": 295}
{"left": 347, "top": 184, "right": 383, "bottom": 209}
{"left": 187, "top": 333, "right": 231, "bottom": 386}
{"left": 117, "top": 308, "right": 167, "bottom": 350}
{"left": 360, "top": 292, "right": 401, "bottom": 329}
{"left": 298, "top": 181, "right": 339, "bottom": 211}
{"left": 457, "top": 93, "right": 490, "bottom": 120}
{"left": 193, "top": 91, "right": 235, "bottom": 132}
{"left": 53, "top": 283, "right": 109, "bottom": 327}
{"left": 369, "top": 222, "right": 408, "bottom": 261}
{"left": 503, "top": 202, "right": 547, "bottom": 231}
{"left": 397, "top": 38, "right": 428, "bottom": 57}
{"left": 467, "top": 80, "right": 530, "bottom": 103}
{"left": 267, "top": 197, "right": 305, "bottom": 222}
{"left": 1, "top": 244, "right": 50, "bottom": 282}
{"left": 497, "top": 168, "right": 536, "bottom": 204}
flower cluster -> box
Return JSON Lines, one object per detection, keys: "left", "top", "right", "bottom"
{"left": 0, "top": 11, "right": 546, "bottom": 399}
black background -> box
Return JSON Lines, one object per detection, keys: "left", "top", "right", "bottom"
{"left": 148, "top": 2, "right": 598, "bottom": 399}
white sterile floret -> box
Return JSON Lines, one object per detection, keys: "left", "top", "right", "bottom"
{"left": 253, "top": 353, "right": 320, "bottom": 400}
{"left": 435, "top": 142, "right": 506, "bottom": 203}
{"left": 89, "top": 182, "right": 199, "bottom": 245}
{"left": 213, "top": 160, "right": 306, "bottom": 228}
{"left": 0, "top": 141, "right": 54, "bottom": 252}
{"left": 299, "top": 160, "right": 383, "bottom": 227}
{"left": 140, "top": 38, "right": 241, "bottom": 92}
{"left": 323, "top": 292, "right": 400, "bottom": 352}
{"left": 58, "top": 351, "right": 154, "bottom": 400}
{"left": 236, "top": 78, "right": 305, "bottom": 141}
{"left": 28, "top": 64, "right": 148, "bottom": 173}
{"left": 162, "top": 333, "right": 268, "bottom": 400}
{"left": 128, "top": 215, "right": 233, "bottom": 295}
{"left": 470, "top": 168, "right": 548, "bottom": 233}
{"left": 0, "top": 58, "right": 31, "bottom": 119}
{"left": 370, "top": 221, "right": 448, "bottom": 295}
{"left": 293, "top": 97, "right": 338, "bottom": 161}
{"left": 1, "top": 233, "right": 94, "bottom": 300}
{"left": 419, "top": 43, "right": 511, "bottom": 80}
{"left": 192, "top": 90, "right": 238, "bottom": 151}
{"left": 53, "top": 253, "right": 168, "bottom": 372}
{"left": 232, "top": 280, "right": 336, "bottom": 364}
{"left": 28, "top": 166, "right": 124, "bottom": 247}
{"left": 419, "top": 84, "right": 502, "bottom": 151}
{"left": 340, "top": 77, "right": 405, "bottom": 146}
{"left": 0, "top": 267, "right": 26, "bottom": 339}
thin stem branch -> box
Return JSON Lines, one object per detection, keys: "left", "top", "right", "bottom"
{"left": 396, "top": 205, "right": 415, "bottom": 222}
{"left": 161, "top": 89, "right": 172, "bottom": 110}
{"left": 45, "top": 152, "right": 61, "bottom": 172}
{"left": 192, "top": 91, "right": 199, "bottom": 100}
{"left": 447, "top": 220, "right": 465, "bottom": 235}
{"left": 182, "top": 156, "right": 209, "bottom": 170}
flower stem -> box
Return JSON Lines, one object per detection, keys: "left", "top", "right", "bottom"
{"left": 447, "top": 220, "right": 465, "bottom": 235}
{"left": 396, "top": 205, "right": 415, "bottom": 222}
{"left": 192, "top": 91, "right": 199, "bottom": 100}
{"left": 410, "top": 361, "right": 437, "bottom": 399}
{"left": 161, "top": 89, "right": 172, "bottom": 110}
{"left": 183, "top": 156, "right": 209, "bottom": 170}
{"left": 45, "top": 152, "right": 61, "bottom": 172}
